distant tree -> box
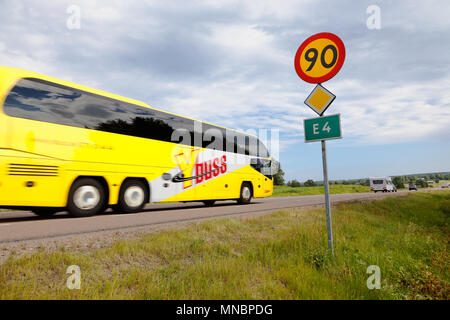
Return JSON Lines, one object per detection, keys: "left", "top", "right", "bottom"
{"left": 360, "top": 179, "right": 370, "bottom": 187}
{"left": 273, "top": 168, "right": 285, "bottom": 186}
{"left": 342, "top": 180, "right": 349, "bottom": 185}
{"left": 408, "top": 176, "right": 417, "bottom": 185}
{"left": 392, "top": 176, "right": 404, "bottom": 189}
{"left": 304, "top": 179, "right": 316, "bottom": 187}
{"left": 416, "top": 179, "right": 428, "bottom": 188}
{"left": 287, "top": 179, "right": 302, "bottom": 187}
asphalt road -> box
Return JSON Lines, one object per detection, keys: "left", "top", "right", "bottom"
{"left": 0, "top": 190, "right": 427, "bottom": 243}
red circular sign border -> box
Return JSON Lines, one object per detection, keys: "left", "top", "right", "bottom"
{"left": 294, "top": 32, "right": 346, "bottom": 84}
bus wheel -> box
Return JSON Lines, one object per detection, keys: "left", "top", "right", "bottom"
{"left": 67, "top": 178, "right": 107, "bottom": 217}
{"left": 117, "top": 180, "right": 148, "bottom": 213}
{"left": 203, "top": 200, "right": 216, "bottom": 207}
{"left": 32, "top": 208, "right": 60, "bottom": 217}
{"left": 237, "top": 182, "right": 252, "bottom": 204}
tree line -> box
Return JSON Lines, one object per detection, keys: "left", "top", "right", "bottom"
{"left": 273, "top": 167, "right": 450, "bottom": 188}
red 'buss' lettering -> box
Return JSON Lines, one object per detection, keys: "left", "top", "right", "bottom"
{"left": 195, "top": 155, "right": 227, "bottom": 184}
{"left": 220, "top": 155, "right": 227, "bottom": 174}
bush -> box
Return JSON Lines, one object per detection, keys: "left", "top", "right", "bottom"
{"left": 287, "top": 180, "right": 302, "bottom": 187}
{"left": 416, "top": 179, "right": 428, "bottom": 188}
{"left": 392, "top": 177, "right": 404, "bottom": 189}
{"left": 273, "top": 168, "right": 285, "bottom": 186}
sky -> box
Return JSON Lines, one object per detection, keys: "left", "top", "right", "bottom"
{"left": 0, "top": 0, "right": 449, "bottom": 181}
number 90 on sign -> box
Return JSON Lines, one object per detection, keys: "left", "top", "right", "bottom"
{"left": 294, "top": 33, "right": 346, "bottom": 84}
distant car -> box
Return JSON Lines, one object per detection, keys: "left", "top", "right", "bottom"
{"left": 441, "top": 183, "right": 449, "bottom": 188}
{"left": 409, "top": 185, "right": 418, "bottom": 191}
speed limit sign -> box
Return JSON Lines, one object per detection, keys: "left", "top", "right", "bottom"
{"left": 294, "top": 32, "right": 345, "bottom": 83}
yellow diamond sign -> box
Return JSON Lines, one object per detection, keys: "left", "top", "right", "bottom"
{"left": 304, "top": 84, "right": 336, "bottom": 116}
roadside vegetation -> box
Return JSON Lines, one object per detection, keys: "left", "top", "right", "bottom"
{"left": 272, "top": 180, "right": 449, "bottom": 197}
{"left": 0, "top": 191, "right": 448, "bottom": 299}
{"left": 271, "top": 167, "right": 449, "bottom": 198}
{"left": 272, "top": 184, "right": 369, "bottom": 197}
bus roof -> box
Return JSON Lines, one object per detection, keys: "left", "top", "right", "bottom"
{"left": 0, "top": 66, "right": 260, "bottom": 141}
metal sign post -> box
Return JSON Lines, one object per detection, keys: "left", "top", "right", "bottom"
{"left": 294, "top": 32, "right": 346, "bottom": 256}
{"left": 321, "top": 139, "right": 334, "bottom": 255}
{"left": 304, "top": 113, "right": 341, "bottom": 255}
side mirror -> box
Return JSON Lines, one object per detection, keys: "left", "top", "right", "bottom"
{"left": 270, "top": 160, "right": 280, "bottom": 176}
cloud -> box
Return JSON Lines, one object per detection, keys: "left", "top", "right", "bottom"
{"left": 0, "top": 0, "right": 449, "bottom": 158}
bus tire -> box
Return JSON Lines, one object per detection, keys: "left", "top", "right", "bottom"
{"left": 203, "top": 200, "right": 216, "bottom": 207}
{"left": 117, "top": 179, "right": 148, "bottom": 213}
{"left": 237, "top": 182, "right": 252, "bottom": 204}
{"left": 67, "top": 178, "right": 107, "bottom": 217}
{"left": 32, "top": 207, "right": 60, "bottom": 217}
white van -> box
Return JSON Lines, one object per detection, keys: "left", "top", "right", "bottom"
{"left": 370, "top": 177, "right": 397, "bottom": 193}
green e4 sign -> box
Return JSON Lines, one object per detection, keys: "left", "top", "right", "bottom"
{"left": 304, "top": 114, "right": 342, "bottom": 143}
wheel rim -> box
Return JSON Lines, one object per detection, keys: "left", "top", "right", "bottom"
{"left": 242, "top": 186, "right": 251, "bottom": 200}
{"left": 124, "top": 186, "right": 145, "bottom": 208}
{"left": 73, "top": 186, "right": 100, "bottom": 210}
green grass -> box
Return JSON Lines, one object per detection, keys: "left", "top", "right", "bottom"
{"left": 273, "top": 184, "right": 370, "bottom": 196}
{"left": 0, "top": 191, "right": 448, "bottom": 299}
{"left": 435, "top": 180, "right": 449, "bottom": 188}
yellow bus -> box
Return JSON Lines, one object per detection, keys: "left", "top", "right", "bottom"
{"left": 0, "top": 66, "right": 279, "bottom": 217}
